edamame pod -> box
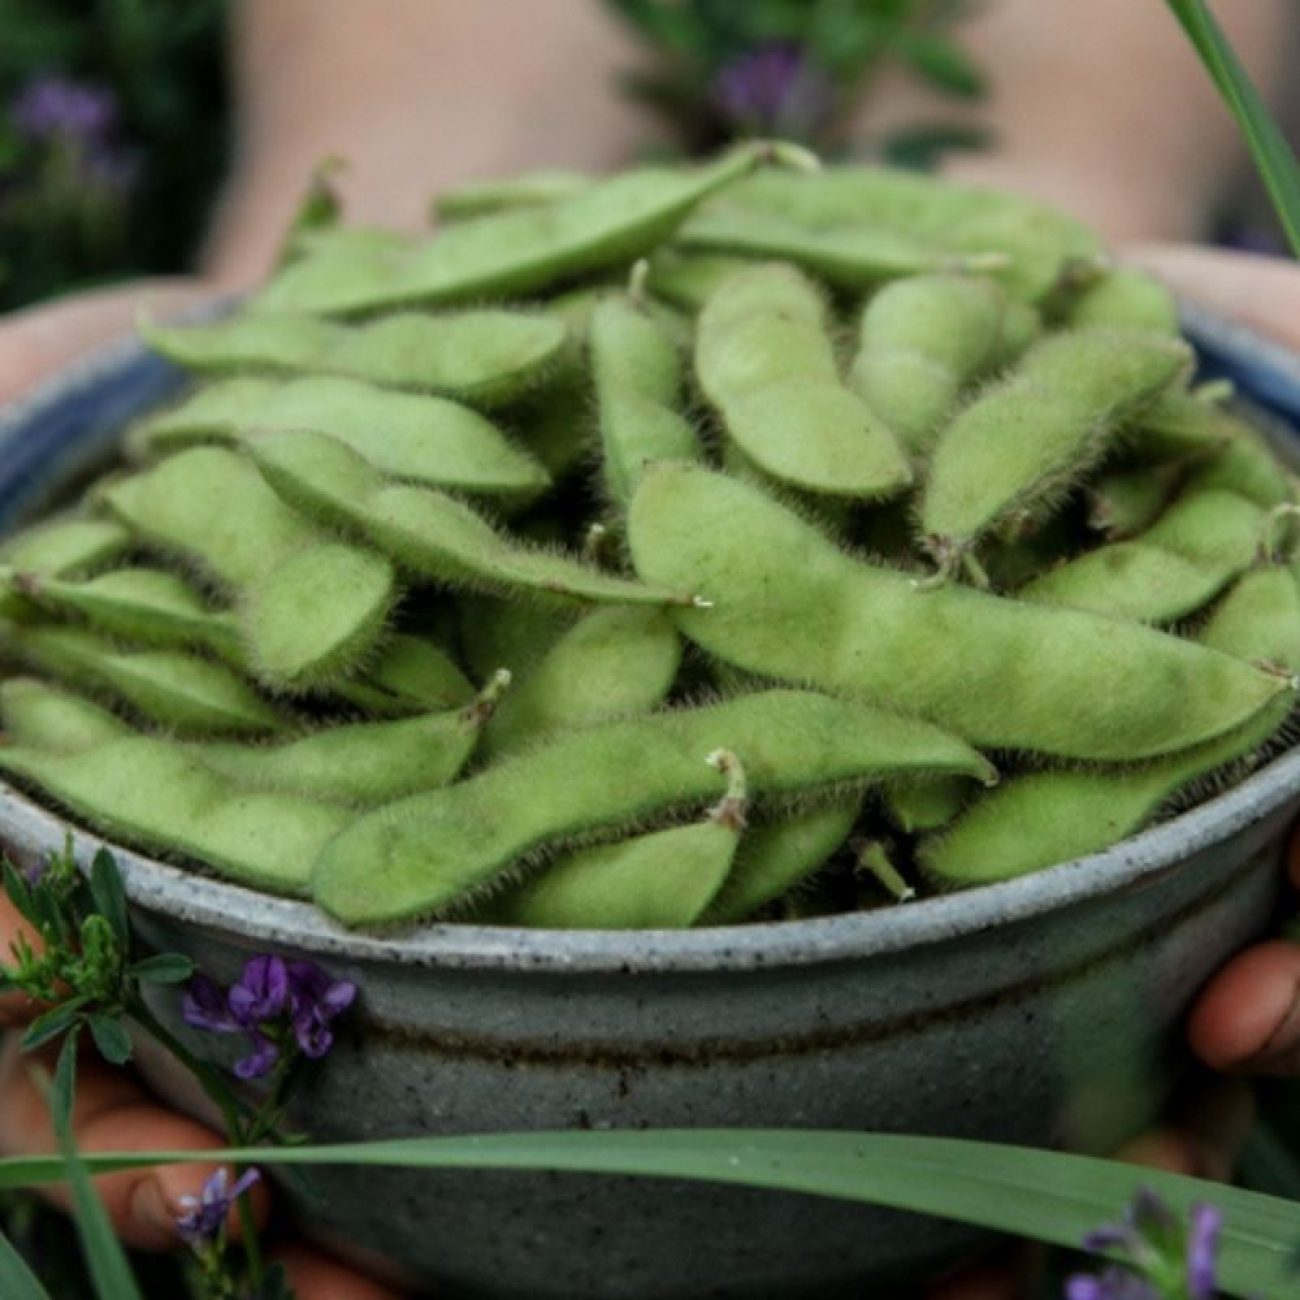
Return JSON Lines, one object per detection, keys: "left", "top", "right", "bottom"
{"left": 591, "top": 295, "right": 703, "bottom": 508}
{"left": 677, "top": 208, "right": 962, "bottom": 290}
{"left": 101, "top": 447, "right": 399, "bottom": 689}
{"left": 883, "top": 777, "right": 970, "bottom": 834}
{"left": 480, "top": 606, "right": 681, "bottom": 758}
{"left": 850, "top": 274, "right": 1007, "bottom": 453}
{"left": 0, "top": 623, "right": 283, "bottom": 736}
{"left": 627, "top": 464, "right": 1291, "bottom": 760}
{"left": 1, "top": 678, "right": 131, "bottom": 753}
{"left": 643, "top": 251, "right": 751, "bottom": 313}
{"left": 697, "top": 265, "right": 911, "bottom": 499}
{"left": 1062, "top": 267, "right": 1180, "bottom": 335}
{"left": 0, "top": 736, "right": 347, "bottom": 894}
{"left": 484, "top": 750, "right": 748, "bottom": 929}
{"left": 920, "top": 562, "right": 1300, "bottom": 886}
{"left": 130, "top": 376, "right": 551, "bottom": 502}
{"left": 0, "top": 517, "right": 133, "bottom": 617}
{"left": 1020, "top": 488, "right": 1265, "bottom": 624}
{"left": 312, "top": 688, "right": 993, "bottom": 924}
{"left": 333, "top": 634, "right": 475, "bottom": 715}
{"left": 248, "top": 429, "right": 698, "bottom": 608}
{"left": 257, "top": 144, "right": 783, "bottom": 316}
{"left": 142, "top": 310, "right": 569, "bottom": 407}
{"left": 188, "top": 671, "right": 509, "bottom": 807}
{"left": 1087, "top": 464, "right": 1185, "bottom": 540}
{"left": 703, "top": 797, "right": 861, "bottom": 924}
{"left": 921, "top": 329, "right": 1191, "bottom": 564}
{"left": 16, "top": 568, "right": 243, "bottom": 661}
{"left": 433, "top": 169, "right": 592, "bottom": 221}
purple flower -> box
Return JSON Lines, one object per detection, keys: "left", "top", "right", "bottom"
{"left": 287, "top": 960, "right": 356, "bottom": 1060}
{"left": 175, "top": 1167, "right": 260, "bottom": 1245}
{"left": 228, "top": 955, "right": 289, "bottom": 1026}
{"left": 713, "top": 42, "right": 834, "bottom": 139}
{"left": 1186, "top": 1203, "right": 1223, "bottom": 1300}
{"left": 11, "top": 77, "right": 117, "bottom": 144}
{"left": 181, "top": 973, "right": 238, "bottom": 1035}
{"left": 182, "top": 956, "right": 356, "bottom": 1079}
{"left": 1064, "top": 1269, "right": 1159, "bottom": 1300}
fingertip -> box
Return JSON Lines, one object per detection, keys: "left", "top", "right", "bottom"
{"left": 1188, "top": 941, "right": 1300, "bottom": 1074}
{"left": 273, "top": 1242, "right": 408, "bottom": 1299}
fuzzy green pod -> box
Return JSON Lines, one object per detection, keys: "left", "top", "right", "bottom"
{"left": 333, "top": 634, "right": 475, "bottom": 716}
{"left": 456, "top": 596, "right": 571, "bottom": 684}
{"left": 0, "top": 678, "right": 131, "bottom": 753}
{"left": 188, "top": 670, "right": 509, "bottom": 807}
{"left": 17, "top": 568, "right": 243, "bottom": 662}
{"left": 676, "top": 207, "right": 962, "bottom": 290}
{"left": 101, "top": 446, "right": 399, "bottom": 689}
{"left": 0, "top": 736, "right": 347, "bottom": 894}
{"left": 920, "top": 329, "right": 1191, "bottom": 564}
{"left": 1187, "top": 423, "right": 1296, "bottom": 509}
{"left": 141, "top": 310, "right": 569, "bottom": 407}
{"left": 1062, "top": 267, "right": 1180, "bottom": 335}
{"left": 311, "top": 688, "right": 992, "bottom": 925}
{"left": 484, "top": 749, "right": 748, "bottom": 929}
{"left": 248, "top": 429, "right": 697, "bottom": 608}
{"left": 256, "top": 144, "right": 783, "bottom": 316}
{"left": 481, "top": 606, "right": 681, "bottom": 758}
{"left": 1087, "top": 464, "right": 1186, "bottom": 540}
{"left": 711, "top": 166, "right": 1101, "bottom": 302}
{"left": 883, "top": 777, "right": 971, "bottom": 834}
{"left": 696, "top": 264, "right": 911, "bottom": 500}
{"left": 920, "top": 562, "right": 1300, "bottom": 886}
{"left": 850, "top": 274, "right": 1007, "bottom": 453}
{"left": 0, "top": 517, "right": 133, "bottom": 618}
{"left": 703, "top": 797, "right": 861, "bottom": 924}
{"left": 590, "top": 294, "right": 703, "bottom": 508}
{"left": 0, "top": 623, "right": 283, "bottom": 736}
{"left": 433, "top": 169, "right": 592, "bottom": 221}
{"left": 627, "top": 463, "right": 1291, "bottom": 760}
{"left": 1128, "top": 385, "right": 1237, "bottom": 463}
{"left": 1020, "top": 488, "right": 1265, "bottom": 624}
{"left": 130, "top": 376, "right": 551, "bottom": 502}
{"left": 643, "top": 251, "right": 751, "bottom": 313}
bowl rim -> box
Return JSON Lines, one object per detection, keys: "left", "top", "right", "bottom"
{"left": 2, "top": 300, "right": 1300, "bottom": 974}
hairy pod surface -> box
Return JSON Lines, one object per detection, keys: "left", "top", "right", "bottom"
{"left": 0, "top": 678, "right": 132, "bottom": 753}
{"left": 311, "top": 689, "right": 992, "bottom": 924}
{"left": 627, "top": 464, "right": 1290, "bottom": 759}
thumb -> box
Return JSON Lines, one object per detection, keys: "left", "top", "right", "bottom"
{"left": 1124, "top": 243, "right": 1300, "bottom": 353}
{"left": 0, "top": 278, "right": 215, "bottom": 408}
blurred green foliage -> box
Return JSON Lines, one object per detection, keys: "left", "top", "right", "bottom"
{"left": 0, "top": 0, "right": 231, "bottom": 311}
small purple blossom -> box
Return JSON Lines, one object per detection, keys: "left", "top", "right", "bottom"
{"left": 182, "top": 956, "right": 356, "bottom": 1080}
{"left": 713, "top": 42, "right": 835, "bottom": 139}
{"left": 1186, "top": 1204, "right": 1223, "bottom": 1300}
{"left": 1069, "top": 1190, "right": 1224, "bottom": 1300}
{"left": 175, "top": 1167, "right": 261, "bottom": 1246}
{"left": 10, "top": 77, "right": 117, "bottom": 144}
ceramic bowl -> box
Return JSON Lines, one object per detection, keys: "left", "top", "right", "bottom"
{"left": 0, "top": 306, "right": 1297, "bottom": 1300}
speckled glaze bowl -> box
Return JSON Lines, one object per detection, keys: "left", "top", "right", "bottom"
{"left": 1, "top": 306, "right": 1299, "bottom": 1300}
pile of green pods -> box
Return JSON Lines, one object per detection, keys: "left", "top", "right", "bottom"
{"left": 2, "top": 141, "right": 1298, "bottom": 930}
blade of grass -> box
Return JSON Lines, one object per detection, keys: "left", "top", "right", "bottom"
{"left": 0, "top": 1229, "right": 53, "bottom": 1300}
{"left": 46, "top": 1037, "right": 143, "bottom": 1300}
{"left": 0, "top": 1130, "right": 1293, "bottom": 1298}
{"left": 1165, "top": 0, "right": 1300, "bottom": 257}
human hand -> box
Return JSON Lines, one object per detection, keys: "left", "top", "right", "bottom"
{"left": 0, "top": 881, "right": 404, "bottom": 1299}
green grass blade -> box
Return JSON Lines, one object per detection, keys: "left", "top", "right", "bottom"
{"left": 47, "top": 1038, "right": 144, "bottom": 1300}
{"left": 0, "top": 1229, "right": 53, "bottom": 1300}
{"left": 1165, "top": 0, "right": 1300, "bottom": 257}
{"left": 0, "top": 1130, "right": 1294, "bottom": 1298}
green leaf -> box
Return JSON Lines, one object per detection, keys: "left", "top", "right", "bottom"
{"left": 126, "top": 952, "right": 195, "bottom": 985}
{"left": 47, "top": 1037, "right": 144, "bottom": 1300}
{"left": 0, "top": 1131, "right": 1293, "bottom": 1298}
{"left": 893, "top": 28, "right": 986, "bottom": 98}
{"left": 1165, "top": 0, "right": 1300, "bottom": 258}
{"left": 88, "top": 850, "right": 128, "bottom": 947}
{"left": 87, "top": 1014, "right": 133, "bottom": 1067}
{"left": 1, "top": 859, "right": 39, "bottom": 931}
{"left": 20, "top": 997, "right": 89, "bottom": 1053}
{"left": 0, "top": 1227, "right": 52, "bottom": 1300}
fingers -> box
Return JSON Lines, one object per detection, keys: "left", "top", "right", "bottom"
{"left": 0, "top": 1036, "right": 269, "bottom": 1251}
{"left": 0, "top": 279, "right": 214, "bottom": 407}
{"left": 1188, "top": 940, "right": 1300, "bottom": 1076}
{"left": 1117, "top": 1078, "right": 1255, "bottom": 1182}
{"left": 0, "top": 888, "right": 53, "bottom": 1027}
{"left": 273, "top": 1242, "right": 408, "bottom": 1300}
{"left": 1124, "top": 244, "right": 1300, "bottom": 353}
